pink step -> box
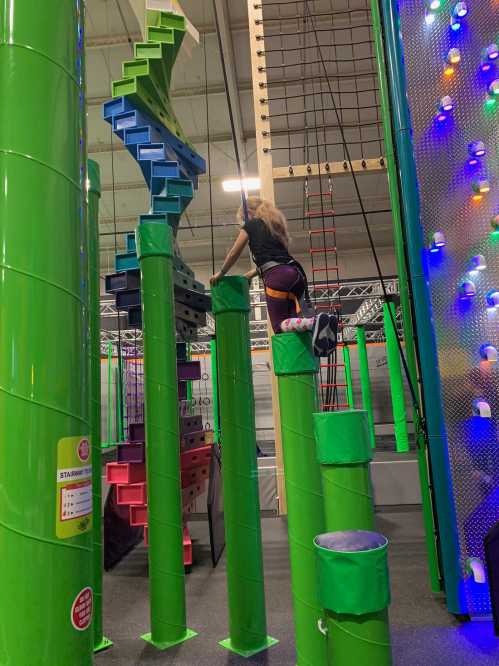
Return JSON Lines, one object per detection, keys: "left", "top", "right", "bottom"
{"left": 181, "top": 445, "right": 212, "bottom": 471}
{"left": 182, "top": 465, "right": 209, "bottom": 488}
{"left": 129, "top": 503, "right": 148, "bottom": 527}
{"left": 116, "top": 482, "right": 147, "bottom": 506}
{"left": 182, "top": 480, "right": 206, "bottom": 507}
{"left": 106, "top": 462, "right": 146, "bottom": 485}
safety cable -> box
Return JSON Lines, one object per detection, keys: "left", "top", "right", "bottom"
{"left": 211, "top": 0, "right": 248, "bottom": 223}
{"left": 303, "top": 2, "right": 423, "bottom": 422}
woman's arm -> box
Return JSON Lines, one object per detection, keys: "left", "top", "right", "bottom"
{"left": 244, "top": 267, "right": 258, "bottom": 280}
{"left": 210, "top": 229, "right": 249, "bottom": 285}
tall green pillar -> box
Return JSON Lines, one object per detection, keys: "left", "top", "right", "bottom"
{"left": 272, "top": 332, "right": 328, "bottom": 666}
{"left": 356, "top": 327, "right": 376, "bottom": 448}
{"left": 88, "top": 159, "right": 112, "bottom": 653}
{"left": 343, "top": 345, "right": 355, "bottom": 408}
{"left": 212, "top": 276, "right": 277, "bottom": 657}
{"left": 383, "top": 302, "right": 410, "bottom": 453}
{"left": 0, "top": 2, "right": 93, "bottom": 663}
{"left": 210, "top": 337, "right": 220, "bottom": 443}
{"left": 137, "top": 223, "right": 196, "bottom": 650}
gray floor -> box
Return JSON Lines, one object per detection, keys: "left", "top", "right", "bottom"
{"left": 96, "top": 509, "right": 499, "bottom": 665}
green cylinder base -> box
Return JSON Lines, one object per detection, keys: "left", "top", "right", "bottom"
{"left": 326, "top": 609, "right": 392, "bottom": 666}
{"left": 93, "top": 637, "right": 113, "bottom": 654}
{"left": 219, "top": 635, "right": 279, "bottom": 658}
{"left": 142, "top": 628, "right": 197, "bottom": 651}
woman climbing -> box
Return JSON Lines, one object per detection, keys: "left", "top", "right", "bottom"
{"left": 210, "top": 196, "right": 338, "bottom": 357}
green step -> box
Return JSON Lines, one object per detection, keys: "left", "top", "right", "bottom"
{"left": 133, "top": 41, "right": 174, "bottom": 87}
{"left": 122, "top": 59, "right": 149, "bottom": 79}
{"left": 147, "top": 10, "right": 186, "bottom": 55}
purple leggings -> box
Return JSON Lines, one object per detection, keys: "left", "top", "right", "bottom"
{"left": 263, "top": 265, "right": 306, "bottom": 333}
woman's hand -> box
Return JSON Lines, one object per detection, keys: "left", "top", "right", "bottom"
{"left": 244, "top": 268, "right": 258, "bottom": 281}
{"left": 210, "top": 271, "right": 224, "bottom": 287}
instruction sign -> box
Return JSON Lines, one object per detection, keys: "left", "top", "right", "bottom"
{"left": 56, "top": 436, "right": 92, "bottom": 539}
{"left": 71, "top": 587, "right": 93, "bottom": 631}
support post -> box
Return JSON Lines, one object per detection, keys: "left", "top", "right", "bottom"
{"left": 0, "top": 1, "right": 93, "bottom": 662}
{"left": 272, "top": 332, "right": 328, "bottom": 666}
{"left": 212, "top": 276, "right": 277, "bottom": 657}
{"left": 88, "top": 160, "right": 112, "bottom": 653}
{"left": 137, "top": 223, "right": 196, "bottom": 650}
{"left": 370, "top": 0, "right": 440, "bottom": 591}
{"left": 383, "top": 302, "right": 409, "bottom": 453}
{"left": 379, "top": 0, "right": 463, "bottom": 611}
{"left": 105, "top": 342, "right": 113, "bottom": 448}
{"left": 313, "top": 410, "right": 375, "bottom": 532}
{"left": 356, "top": 327, "right": 376, "bottom": 449}
{"left": 343, "top": 345, "right": 355, "bottom": 408}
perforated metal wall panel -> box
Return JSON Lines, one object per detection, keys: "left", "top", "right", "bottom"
{"left": 398, "top": 0, "right": 499, "bottom": 616}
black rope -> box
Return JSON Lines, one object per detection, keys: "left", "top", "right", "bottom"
{"left": 211, "top": 0, "right": 248, "bottom": 223}
{"left": 204, "top": 35, "right": 216, "bottom": 275}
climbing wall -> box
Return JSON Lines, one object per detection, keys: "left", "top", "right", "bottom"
{"left": 398, "top": 0, "right": 498, "bottom": 616}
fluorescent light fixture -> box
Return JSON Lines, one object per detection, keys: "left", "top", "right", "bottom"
{"left": 222, "top": 177, "right": 261, "bottom": 193}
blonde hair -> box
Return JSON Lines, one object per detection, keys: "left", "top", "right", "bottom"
{"left": 238, "top": 197, "right": 291, "bottom": 249}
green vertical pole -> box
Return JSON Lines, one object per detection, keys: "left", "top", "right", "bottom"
{"left": 105, "top": 342, "right": 113, "bottom": 448}
{"left": 210, "top": 337, "right": 220, "bottom": 443}
{"left": 272, "top": 332, "right": 328, "bottom": 666}
{"left": 0, "top": 1, "right": 93, "bottom": 663}
{"left": 370, "top": 0, "right": 441, "bottom": 591}
{"left": 88, "top": 160, "right": 112, "bottom": 653}
{"left": 383, "top": 302, "right": 409, "bottom": 453}
{"left": 379, "top": 0, "right": 462, "bottom": 611}
{"left": 343, "top": 344, "right": 355, "bottom": 408}
{"left": 314, "top": 410, "right": 375, "bottom": 532}
{"left": 313, "top": 411, "right": 392, "bottom": 664}
{"left": 212, "top": 276, "right": 277, "bottom": 657}
{"left": 137, "top": 223, "right": 196, "bottom": 650}
{"left": 356, "top": 327, "right": 376, "bottom": 448}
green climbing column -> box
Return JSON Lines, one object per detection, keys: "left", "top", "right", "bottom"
{"left": 0, "top": 2, "right": 93, "bottom": 663}
{"left": 137, "top": 222, "right": 196, "bottom": 650}
{"left": 343, "top": 344, "right": 355, "bottom": 408}
{"left": 210, "top": 337, "right": 220, "bottom": 443}
{"left": 88, "top": 160, "right": 112, "bottom": 653}
{"left": 356, "top": 327, "right": 376, "bottom": 448}
{"left": 383, "top": 302, "right": 410, "bottom": 453}
{"left": 272, "top": 332, "right": 328, "bottom": 666}
{"left": 212, "top": 276, "right": 277, "bottom": 658}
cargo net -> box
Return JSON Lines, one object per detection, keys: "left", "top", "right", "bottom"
{"left": 260, "top": 0, "right": 384, "bottom": 409}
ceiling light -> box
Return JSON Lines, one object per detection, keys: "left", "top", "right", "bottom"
{"left": 222, "top": 177, "right": 261, "bottom": 193}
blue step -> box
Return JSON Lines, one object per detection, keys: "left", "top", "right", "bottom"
{"left": 138, "top": 143, "right": 167, "bottom": 162}
{"left": 152, "top": 194, "right": 183, "bottom": 215}
{"left": 103, "top": 96, "right": 135, "bottom": 122}
{"left": 116, "top": 252, "right": 139, "bottom": 272}
{"left": 124, "top": 125, "right": 162, "bottom": 147}
{"left": 126, "top": 233, "right": 136, "bottom": 253}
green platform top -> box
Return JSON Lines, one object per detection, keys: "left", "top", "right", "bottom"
{"left": 136, "top": 222, "right": 174, "bottom": 260}
{"left": 212, "top": 276, "right": 250, "bottom": 315}
{"left": 314, "top": 410, "right": 372, "bottom": 465}
{"left": 272, "top": 332, "right": 319, "bottom": 376}
{"left": 87, "top": 159, "right": 101, "bottom": 196}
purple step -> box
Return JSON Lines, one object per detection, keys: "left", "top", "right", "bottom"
{"left": 129, "top": 422, "right": 145, "bottom": 443}
{"left": 178, "top": 382, "right": 187, "bottom": 400}
{"left": 180, "top": 415, "right": 203, "bottom": 435}
{"left": 177, "top": 361, "right": 201, "bottom": 381}
{"left": 117, "top": 442, "right": 146, "bottom": 464}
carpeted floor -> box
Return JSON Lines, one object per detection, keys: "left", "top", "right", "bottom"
{"left": 95, "top": 509, "right": 499, "bottom": 665}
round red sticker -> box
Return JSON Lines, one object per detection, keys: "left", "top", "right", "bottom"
{"left": 77, "top": 439, "right": 90, "bottom": 462}
{"left": 71, "top": 587, "right": 93, "bottom": 631}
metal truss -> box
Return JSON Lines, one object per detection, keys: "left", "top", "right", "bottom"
{"left": 100, "top": 277, "right": 401, "bottom": 353}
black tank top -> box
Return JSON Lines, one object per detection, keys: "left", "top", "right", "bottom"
{"left": 242, "top": 217, "right": 293, "bottom": 268}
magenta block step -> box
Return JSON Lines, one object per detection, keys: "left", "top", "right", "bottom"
{"left": 117, "top": 442, "right": 145, "bottom": 463}
{"left": 181, "top": 445, "right": 212, "bottom": 471}
{"left": 182, "top": 480, "right": 206, "bottom": 506}
{"left": 143, "top": 525, "right": 193, "bottom": 566}
{"left": 106, "top": 462, "right": 146, "bottom": 484}
{"left": 177, "top": 361, "right": 201, "bottom": 381}
{"left": 116, "top": 482, "right": 147, "bottom": 506}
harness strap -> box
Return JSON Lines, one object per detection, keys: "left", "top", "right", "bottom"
{"left": 265, "top": 286, "right": 302, "bottom": 314}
